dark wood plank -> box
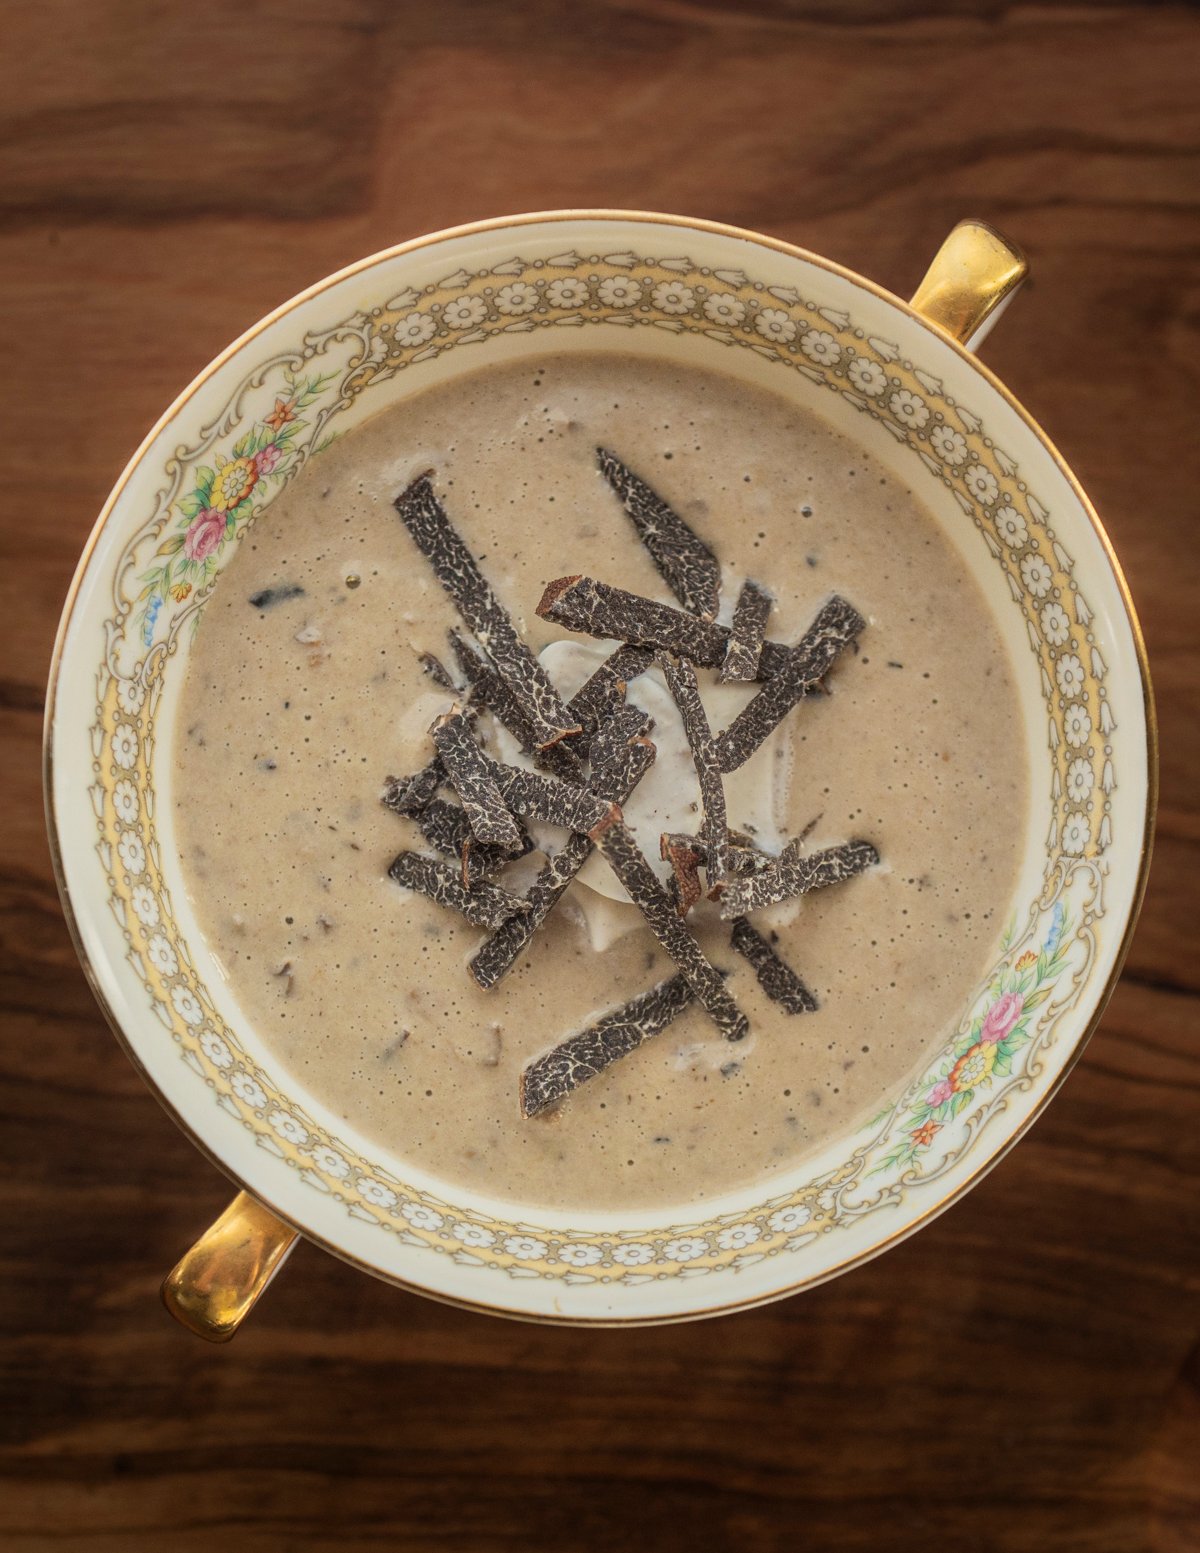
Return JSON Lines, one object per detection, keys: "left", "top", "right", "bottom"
{"left": 2, "top": 3, "right": 1197, "bottom": 1550}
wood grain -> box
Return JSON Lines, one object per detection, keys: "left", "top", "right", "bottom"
{"left": 2, "top": 3, "right": 1198, "bottom": 1549}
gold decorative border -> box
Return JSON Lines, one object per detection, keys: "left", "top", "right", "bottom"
{"left": 46, "top": 212, "right": 1157, "bottom": 1322}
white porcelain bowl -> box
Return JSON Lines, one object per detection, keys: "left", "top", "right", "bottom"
{"left": 45, "top": 213, "right": 1154, "bottom": 1324}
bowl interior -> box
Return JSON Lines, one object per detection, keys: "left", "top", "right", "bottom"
{"left": 49, "top": 215, "right": 1151, "bottom": 1321}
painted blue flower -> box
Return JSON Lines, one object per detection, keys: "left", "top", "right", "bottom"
{"left": 142, "top": 595, "right": 162, "bottom": 647}
{"left": 1043, "top": 901, "right": 1065, "bottom": 956}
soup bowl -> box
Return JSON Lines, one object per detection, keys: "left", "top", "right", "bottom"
{"left": 44, "top": 212, "right": 1155, "bottom": 1336}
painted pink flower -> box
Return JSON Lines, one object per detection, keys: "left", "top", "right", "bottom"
{"left": 183, "top": 508, "right": 227, "bottom": 562}
{"left": 927, "top": 1078, "right": 953, "bottom": 1107}
{"left": 981, "top": 991, "right": 1024, "bottom": 1045}
{"left": 255, "top": 443, "right": 282, "bottom": 474}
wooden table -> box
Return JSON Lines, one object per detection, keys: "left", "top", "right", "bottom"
{"left": 3, "top": 4, "right": 1197, "bottom": 1549}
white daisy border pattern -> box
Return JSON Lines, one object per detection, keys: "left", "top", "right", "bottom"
{"left": 88, "top": 248, "right": 1115, "bottom": 1284}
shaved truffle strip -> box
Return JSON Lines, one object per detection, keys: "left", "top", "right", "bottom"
{"left": 721, "top": 580, "right": 773, "bottom": 683}
{"left": 417, "top": 651, "right": 458, "bottom": 692}
{"left": 715, "top": 596, "right": 866, "bottom": 772}
{"left": 430, "top": 707, "right": 524, "bottom": 850}
{"left": 661, "top": 656, "right": 728, "bottom": 887}
{"left": 381, "top": 757, "right": 444, "bottom": 817}
{"left": 448, "top": 630, "right": 535, "bottom": 747}
{"left": 448, "top": 630, "right": 583, "bottom": 782}
{"left": 730, "top": 917, "right": 817, "bottom": 1014}
{"left": 704, "top": 831, "right": 778, "bottom": 900}
{"left": 413, "top": 797, "right": 531, "bottom": 885}
{"left": 537, "top": 574, "right": 802, "bottom": 680}
{"left": 521, "top": 974, "right": 695, "bottom": 1117}
{"left": 567, "top": 642, "right": 654, "bottom": 735}
{"left": 539, "top": 574, "right": 727, "bottom": 666}
{"left": 591, "top": 729, "right": 658, "bottom": 804}
{"left": 413, "top": 795, "right": 483, "bottom": 860}
{"left": 661, "top": 832, "right": 775, "bottom": 901}
{"left": 660, "top": 833, "right": 705, "bottom": 916}
{"left": 724, "top": 833, "right": 778, "bottom": 876}
{"left": 485, "top": 761, "right": 617, "bottom": 834}
{"left": 588, "top": 814, "right": 749, "bottom": 1042}
{"left": 395, "top": 474, "right": 581, "bottom": 750}
{"left": 589, "top": 703, "right": 654, "bottom": 773}
{"left": 596, "top": 447, "right": 720, "bottom": 619}
{"left": 469, "top": 734, "right": 657, "bottom": 990}
{"left": 717, "top": 838, "right": 879, "bottom": 920}
{"left": 472, "top": 838, "right": 592, "bottom": 988}
{"left": 388, "top": 852, "right": 531, "bottom": 929}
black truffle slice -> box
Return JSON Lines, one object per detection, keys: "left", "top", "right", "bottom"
{"left": 729, "top": 917, "right": 817, "bottom": 1014}
{"left": 469, "top": 729, "right": 658, "bottom": 990}
{"left": 520, "top": 974, "right": 695, "bottom": 1117}
{"left": 661, "top": 656, "right": 727, "bottom": 887}
{"left": 723, "top": 833, "right": 778, "bottom": 876}
{"left": 430, "top": 707, "right": 524, "bottom": 851}
{"left": 388, "top": 852, "right": 531, "bottom": 929}
{"left": 720, "top": 580, "right": 773, "bottom": 683}
{"left": 448, "top": 630, "right": 533, "bottom": 743}
{"left": 567, "top": 642, "right": 654, "bottom": 736}
{"left": 588, "top": 812, "right": 749, "bottom": 1042}
{"left": 471, "top": 836, "right": 594, "bottom": 989}
{"left": 417, "top": 651, "right": 459, "bottom": 692}
{"left": 448, "top": 630, "right": 583, "bottom": 782}
{"left": 715, "top": 595, "right": 866, "bottom": 772}
{"left": 660, "top": 831, "right": 776, "bottom": 879}
{"left": 538, "top": 575, "right": 728, "bottom": 667}
{"left": 381, "top": 757, "right": 444, "bottom": 817}
{"left": 413, "top": 797, "right": 532, "bottom": 886}
{"left": 588, "top": 703, "right": 654, "bottom": 774}
{"left": 485, "top": 762, "right": 617, "bottom": 834}
{"left": 717, "top": 838, "right": 879, "bottom": 919}
{"left": 596, "top": 447, "right": 720, "bottom": 619}
{"left": 412, "top": 795, "right": 477, "bottom": 860}
{"left": 395, "top": 474, "right": 581, "bottom": 750}
{"left": 538, "top": 574, "right": 801, "bottom": 680}
{"left": 591, "top": 725, "right": 658, "bottom": 802}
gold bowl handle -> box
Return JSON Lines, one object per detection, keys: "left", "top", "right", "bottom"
{"left": 162, "top": 1191, "right": 299, "bottom": 1342}
{"left": 909, "top": 219, "right": 1028, "bottom": 349}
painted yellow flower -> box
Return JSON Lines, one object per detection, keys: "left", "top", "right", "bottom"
{"left": 208, "top": 456, "right": 258, "bottom": 513}
{"left": 1014, "top": 950, "right": 1037, "bottom": 971}
{"left": 170, "top": 582, "right": 192, "bottom": 602}
{"left": 948, "top": 1042, "right": 996, "bottom": 1094}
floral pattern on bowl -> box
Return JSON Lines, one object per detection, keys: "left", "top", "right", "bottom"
{"left": 135, "top": 373, "right": 336, "bottom": 643}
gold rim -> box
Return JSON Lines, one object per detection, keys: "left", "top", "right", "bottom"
{"left": 43, "top": 209, "right": 1158, "bottom": 1326}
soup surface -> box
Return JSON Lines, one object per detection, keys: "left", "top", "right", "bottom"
{"left": 173, "top": 353, "right": 1028, "bottom": 1211}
